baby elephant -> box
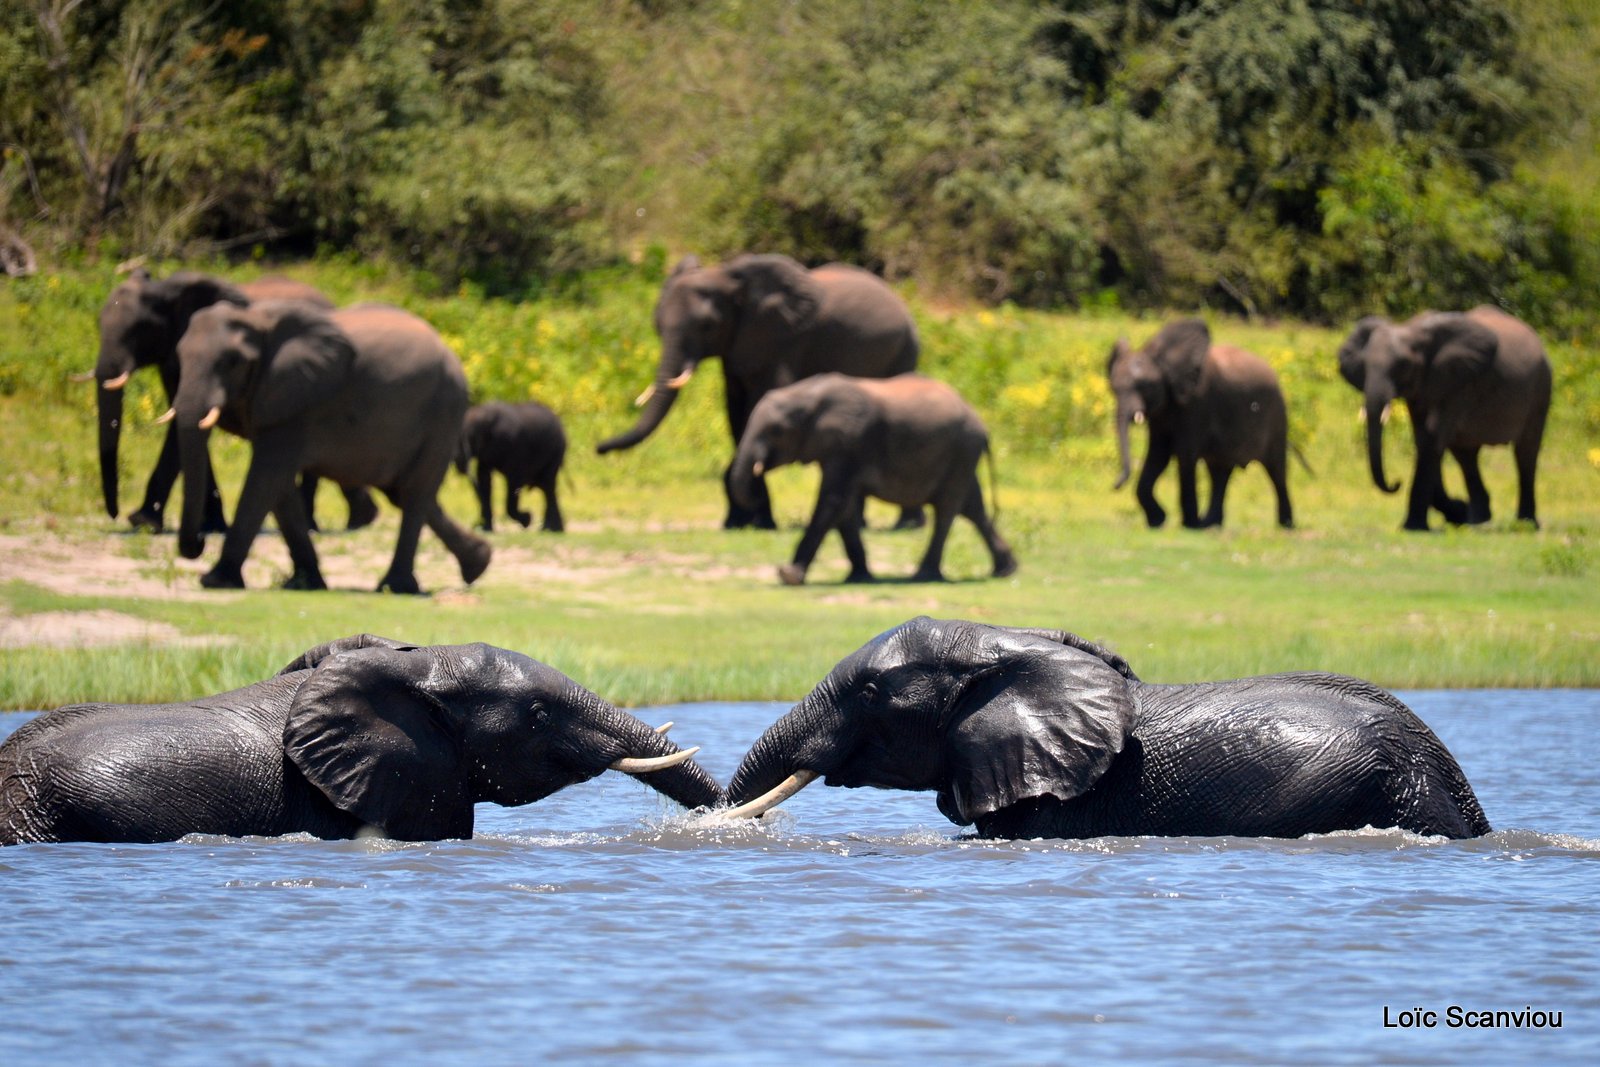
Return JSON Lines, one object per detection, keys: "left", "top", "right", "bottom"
{"left": 0, "top": 634, "right": 722, "bottom": 844}
{"left": 1108, "top": 318, "right": 1298, "bottom": 529}
{"left": 457, "top": 400, "right": 568, "bottom": 532}
{"left": 731, "top": 373, "right": 1018, "bottom": 585}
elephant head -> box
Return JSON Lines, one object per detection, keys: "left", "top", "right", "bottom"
{"left": 728, "top": 374, "right": 873, "bottom": 512}
{"left": 172, "top": 301, "right": 354, "bottom": 560}
{"left": 723, "top": 617, "right": 1139, "bottom": 827}
{"left": 94, "top": 269, "right": 248, "bottom": 518}
{"left": 1337, "top": 312, "right": 1498, "bottom": 494}
{"left": 1106, "top": 319, "right": 1210, "bottom": 488}
{"left": 278, "top": 636, "right": 723, "bottom": 839}
{"left": 596, "top": 254, "right": 823, "bottom": 454}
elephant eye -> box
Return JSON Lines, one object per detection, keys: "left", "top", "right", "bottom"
{"left": 859, "top": 681, "right": 880, "bottom": 706}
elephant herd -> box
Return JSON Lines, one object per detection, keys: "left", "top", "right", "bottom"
{"left": 0, "top": 619, "right": 1491, "bottom": 845}
{"left": 88, "top": 256, "right": 1553, "bottom": 592}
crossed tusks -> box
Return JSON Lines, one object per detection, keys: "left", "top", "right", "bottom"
{"left": 633, "top": 367, "right": 696, "bottom": 407}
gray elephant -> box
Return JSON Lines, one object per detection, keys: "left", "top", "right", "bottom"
{"left": 596, "top": 253, "right": 921, "bottom": 529}
{"left": 724, "top": 617, "right": 1491, "bottom": 840}
{"left": 456, "top": 400, "right": 567, "bottom": 532}
{"left": 1337, "top": 306, "right": 1551, "bottom": 530}
{"left": 0, "top": 634, "right": 722, "bottom": 844}
{"left": 729, "top": 374, "right": 1017, "bottom": 585}
{"left": 91, "top": 269, "right": 375, "bottom": 533}
{"left": 1108, "top": 318, "right": 1297, "bottom": 529}
{"left": 173, "top": 300, "right": 491, "bottom": 594}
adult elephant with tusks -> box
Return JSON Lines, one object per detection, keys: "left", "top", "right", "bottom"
{"left": 0, "top": 635, "right": 723, "bottom": 844}
{"left": 1337, "top": 305, "right": 1551, "bottom": 531}
{"left": 595, "top": 253, "right": 921, "bottom": 529}
{"left": 89, "top": 268, "right": 375, "bottom": 533}
{"left": 723, "top": 617, "right": 1491, "bottom": 840}
{"left": 173, "top": 300, "right": 491, "bottom": 593}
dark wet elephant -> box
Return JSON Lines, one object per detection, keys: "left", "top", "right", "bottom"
{"left": 91, "top": 269, "right": 375, "bottom": 533}
{"left": 1108, "top": 319, "right": 1297, "bottom": 529}
{"left": 1336, "top": 306, "right": 1551, "bottom": 531}
{"left": 724, "top": 617, "right": 1491, "bottom": 840}
{"left": 596, "top": 254, "right": 921, "bottom": 529}
{"left": 457, "top": 400, "right": 568, "bottom": 533}
{"left": 0, "top": 634, "right": 722, "bottom": 844}
{"left": 174, "top": 300, "right": 491, "bottom": 593}
{"left": 730, "top": 374, "right": 1016, "bottom": 585}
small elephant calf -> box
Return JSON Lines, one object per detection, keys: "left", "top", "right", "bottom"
{"left": 731, "top": 373, "right": 1018, "bottom": 585}
{"left": 457, "top": 400, "right": 568, "bottom": 532}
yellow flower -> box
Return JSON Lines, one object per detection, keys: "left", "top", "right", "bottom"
{"left": 1588, "top": 447, "right": 1600, "bottom": 472}
{"left": 1002, "top": 380, "right": 1052, "bottom": 411}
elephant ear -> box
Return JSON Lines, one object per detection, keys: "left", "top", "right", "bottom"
{"left": 253, "top": 305, "right": 357, "bottom": 429}
{"left": 1106, "top": 337, "right": 1131, "bottom": 378}
{"left": 725, "top": 254, "right": 822, "bottom": 331}
{"left": 1148, "top": 318, "right": 1211, "bottom": 406}
{"left": 936, "top": 628, "right": 1136, "bottom": 826}
{"left": 1410, "top": 312, "right": 1497, "bottom": 407}
{"left": 1336, "top": 316, "right": 1388, "bottom": 390}
{"left": 283, "top": 645, "right": 471, "bottom": 840}
{"left": 152, "top": 271, "right": 249, "bottom": 326}
{"left": 277, "top": 633, "right": 419, "bottom": 675}
{"left": 795, "top": 375, "right": 875, "bottom": 462}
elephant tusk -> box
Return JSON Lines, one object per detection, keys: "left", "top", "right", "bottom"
{"left": 634, "top": 385, "right": 655, "bottom": 407}
{"left": 717, "top": 769, "right": 819, "bottom": 820}
{"left": 654, "top": 721, "right": 674, "bottom": 734}
{"left": 102, "top": 371, "right": 131, "bottom": 390}
{"left": 667, "top": 367, "right": 694, "bottom": 389}
{"left": 1357, "top": 405, "right": 1366, "bottom": 424}
{"left": 1133, "top": 411, "right": 1145, "bottom": 425}
{"left": 752, "top": 461, "right": 765, "bottom": 478}
{"left": 153, "top": 407, "right": 176, "bottom": 425}
{"left": 611, "top": 746, "right": 700, "bottom": 773}
{"left": 198, "top": 406, "right": 222, "bottom": 430}
{"left": 70, "top": 370, "right": 96, "bottom": 383}
{"left": 1380, "top": 403, "right": 1392, "bottom": 425}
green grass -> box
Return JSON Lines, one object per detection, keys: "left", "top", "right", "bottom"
{"left": 1, "top": 258, "right": 1597, "bottom": 708}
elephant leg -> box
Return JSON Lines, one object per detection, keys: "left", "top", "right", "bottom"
{"left": 1135, "top": 439, "right": 1171, "bottom": 528}
{"left": 1264, "top": 448, "right": 1294, "bottom": 529}
{"left": 506, "top": 482, "right": 533, "bottom": 529}
{"left": 342, "top": 485, "right": 378, "bottom": 530}
{"left": 960, "top": 475, "right": 1017, "bottom": 578}
{"left": 298, "top": 473, "right": 322, "bottom": 533}
{"left": 273, "top": 485, "right": 326, "bottom": 591}
{"left": 474, "top": 462, "right": 495, "bottom": 532}
{"left": 1177, "top": 454, "right": 1204, "bottom": 529}
{"left": 1450, "top": 446, "right": 1491, "bottom": 524}
{"left": 781, "top": 469, "right": 856, "bottom": 585}
{"left": 893, "top": 505, "right": 926, "bottom": 530}
{"left": 539, "top": 476, "right": 565, "bottom": 533}
{"left": 723, "top": 381, "right": 776, "bottom": 530}
{"left": 134, "top": 424, "right": 229, "bottom": 534}
{"left": 1402, "top": 427, "right": 1441, "bottom": 531}
{"left": 423, "top": 500, "right": 493, "bottom": 588}
{"left": 910, "top": 501, "right": 960, "bottom": 583}
{"left": 1201, "top": 459, "right": 1231, "bottom": 528}
{"left": 1513, "top": 411, "right": 1545, "bottom": 527}
{"left": 377, "top": 502, "right": 430, "bottom": 595}
{"left": 203, "top": 442, "right": 301, "bottom": 589}
{"left": 837, "top": 493, "right": 874, "bottom": 583}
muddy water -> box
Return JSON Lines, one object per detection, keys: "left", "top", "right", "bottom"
{"left": 1, "top": 690, "right": 1595, "bottom": 1064}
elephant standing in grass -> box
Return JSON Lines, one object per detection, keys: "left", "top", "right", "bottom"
{"left": 724, "top": 617, "right": 1492, "bottom": 840}
{"left": 596, "top": 254, "right": 921, "bottom": 529}
{"left": 457, "top": 400, "right": 568, "bottom": 532}
{"left": 174, "top": 300, "right": 491, "bottom": 593}
{"left": 1108, "top": 319, "right": 1297, "bottom": 529}
{"left": 729, "top": 374, "right": 1016, "bottom": 585}
{"left": 92, "top": 269, "right": 375, "bottom": 533}
{"left": 1337, "top": 306, "right": 1551, "bottom": 531}
{"left": 0, "top": 634, "right": 722, "bottom": 844}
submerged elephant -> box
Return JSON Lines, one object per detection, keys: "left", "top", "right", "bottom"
{"left": 724, "top": 617, "right": 1491, "bottom": 840}
{"left": 1337, "top": 306, "right": 1551, "bottom": 530}
{"left": 596, "top": 253, "right": 921, "bottom": 529}
{"left": 1108, "top": 319, "right": 1298, "bottom": 529}
{"left": 91, "top": 268, "right": 374, "bottom": 533}
{"left": 730, "top": 374, "right": 1016, "bottom": 585}
{"left": 174, "top": 300, "right": 491, "bottom": 593}
{"left": 0, "top": 635, "right": 723, "bottom": 844}
{"left": 457, "top": 400, "right": 568, "bottom": 532}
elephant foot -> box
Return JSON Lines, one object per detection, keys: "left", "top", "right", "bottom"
{"left": 543, "top": 519, "right": 565, "bottom": 534}
{"left": 128, "top": 507, "right": 164, "bottom": 533}
{"left": 282, "top": 568, "right": 328, "bottom": 591}
{"left": 510, "top": 511, "right": 533, "bottom": 529}
{"left": 457, "top": 539, "right": 493, "bottom": 585}
{"left": 992, "top": 553, "right": 1019, "bottom": 579}
{"left": 178, "top": 531, "right": 206, "bottom": 560}
{"left": 909, "top": 567, "right": 947, "bottom": 583}
{"left": 843, "top": 568, "right": 876, "bottom": 584}
{"left": 1142, "top": 509, "right": 1166, "bottom": 529}
{"left": 377, "top": 571, "right": 424, "bottom": 595}
{"left": 200, "top": 562, "right": 246, "bottom": 589}
{"left": 777, "top": 563, "right": 807, "bottom": 586}
{"left": 1437, "top": 498, "right": 1471, "bottom": 525}
{"left": 1401, "top": 519, "right": 1434, "bottom": 533}
{"left": 345, "top": 491, "right": 379, "bottom": 531}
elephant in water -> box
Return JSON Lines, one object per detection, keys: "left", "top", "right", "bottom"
{"left": 91, "top": 268, "right": 375, "bottom": 533}
{"left": 173, "top": 300, "right": 490, "bottom": 593}
{"left": 596, "top": 253, "right": 921, "bottom": 529}
{"left": 1336, "top": 306, "right": 1551, "bottom": 530}
{"left": 723, "top": 617, "right": 1491, "bottom": 840}
{"left": 0, "top": 635, "right": 723, "bottom": 844}
{"left": 1108, "top": 318, "right": 1298, "bottom": 529}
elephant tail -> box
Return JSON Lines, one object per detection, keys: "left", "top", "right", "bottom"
{"left": 984, "top": 443, "right": 1001, "bottom": 520}
{"left": 1290, "top": 441, "right": 1315, "bottom": 478}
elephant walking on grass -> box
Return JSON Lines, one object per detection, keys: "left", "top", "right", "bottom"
{"left": 1337, "top": 306, "right": 1551, "bottom": 530}
{"left": 724, "top": 617, "right": 1491, "bottom": 840}
{"left": 1108, "top": 319, "right": 1298, "bottom": 529}
{"left": 729, "top": 374, "right": 1017, "bottom": 585}
{"left": 0, "top": 635, "right": 723, "bottom": 844}
{"left": 457, "top": 400, "right": 568, "bottom": 532}
{"left": 92, "top": 269, "right": 375, "bottom": 533}
{"left": 596, "top": 254, "right": 921, "bottom": 529}
{"left": 174, "top": 300, "right": 491, "bottom": 593}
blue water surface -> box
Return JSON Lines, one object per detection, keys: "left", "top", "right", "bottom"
{"left": 0, "top": 690, "right": 1595, "bottom": 1065}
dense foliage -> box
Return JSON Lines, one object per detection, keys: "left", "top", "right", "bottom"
{"left": 2, "top": 0, "right": 1596, "bottom": 325}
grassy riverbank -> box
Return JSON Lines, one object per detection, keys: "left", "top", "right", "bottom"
{"left": 1, "top": 258, "right": 1596, "bottom": 708}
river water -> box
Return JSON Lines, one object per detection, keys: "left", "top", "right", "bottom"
{"left": 0, "top": 690, "right": 1595, "bottom": 1064}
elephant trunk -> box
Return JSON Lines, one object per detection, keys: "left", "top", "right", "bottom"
{"left": 725, "top": 684, "right": 846, "bottom": 814}
{"left": 97, "top": 379, "right": 126, "bottom": 518}
{"left": 1364, "top": 385, "right": 1401, "bottom": 494}
{"left": 729, "top": 436, "right": 769, "bottom": 512}
{"left": 175, "top": 392, "right": 219, "bottom": 559}
{"left": 1113, "top": 402, "right": 1136, "bottom": 490}
{"left": 594, "top": 700, "right": 724, "bottom": 810}
{"left": 595, "top": 333, "right": 695, "bottom": 454}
